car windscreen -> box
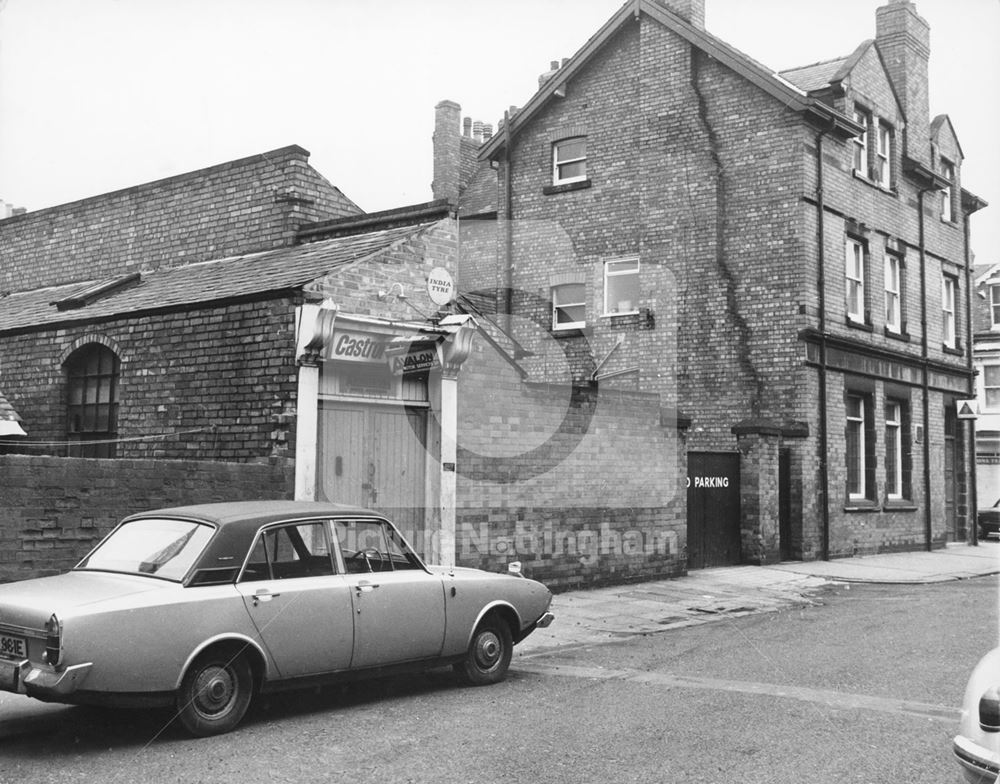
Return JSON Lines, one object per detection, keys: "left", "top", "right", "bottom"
{"left": 76, "top": 518, "right": 216, "bottom": 581}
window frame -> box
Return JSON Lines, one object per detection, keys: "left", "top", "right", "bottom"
{"left": 875, "top": 120, "right": 893, "bottom": 189}
{"left": 845, "top": 238, "right": 867, "bottom": 324}
{"left": 884, "top": 400, "right": 907, "bottom": 501}
{"left": 983, "top": 365, "right": 1000, "bottom": 412}
{"left": 551, "top": 282, "right": 587, "bottom": 331}
{"left": 884, "top": 252, "right": 903, "bottom": 333}
{"left": 65, "top": 343, "right": 121, "bottom": 459}
{"left": 552, "top": 137, "right": 587, "bottom": 186}
{"left": 852, "top": 109, "right": 870, "bottom": 176}
{"left": 602, "top": 258, "right": 640, "bottom": 316}
{"left": 940, "top": 158, "right": 955, "bottom": 222}
{"left": 845, "top": 393, "right": 872, "bottom": 501}
{"left": 990, "top": 284, "right": 1000, "bottom": 330}
{"left": 942, "top": 274, "right": 958, "bottom": 348}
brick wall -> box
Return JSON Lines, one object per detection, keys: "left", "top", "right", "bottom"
{"left": 0, "top": 454, "right": 293, "bottom": 582}
{"left": 0, "top": 296, "right": 300, "bottom": 461}
{"left": 0, "top": 145, "right": 361, "bottom": 293}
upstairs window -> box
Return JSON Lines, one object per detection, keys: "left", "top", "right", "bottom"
{"left": 884, "top": 253, "right": 903, "bottom": 333}
{"left": 940, "top": 159, "right": 955, "bottom": 222}
{"left": 875, "top": 121, "right": 893, "bottom": 189}
{"left": 852, "top": 109, "right": 869, "bottom": 176}
{"left": 65, "top": 343, "right": 120, "bottom": 458}
{"left": 552, "top": 283, "right": 586, "bottom": 331}
{"left": 552, "top": 137, "right": 587, "bottom": 185}
{"left": 990, "top": 284, "right": 1000, "bottom": 329}
{"left": 984, "top": 365, "right": 1000, "bottom": 411}
{"left": 942, "top": 275, "right": 957, "bottom": 348}
{"left": 845, "top": 238, "right": 867, "bottom": 324}
{"left": 603, "top": 258, "right": 639, "bottom": 316}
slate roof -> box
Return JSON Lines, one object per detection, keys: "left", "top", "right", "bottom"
{"left": 0, "top": 222, "right": 434, "bottom": 333}
{"left": 779, "top": 57, "right": 851, "bottom": 93}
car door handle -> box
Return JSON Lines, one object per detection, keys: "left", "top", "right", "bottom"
{"left": 356, "top": 581, "right": 380, "bottom": 594}
{"left": 252, "top": 588, "right": 281, "bottom": 606}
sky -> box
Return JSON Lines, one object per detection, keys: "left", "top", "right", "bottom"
{"left": 1, "top": 0, "right": 998, "bottom": 262}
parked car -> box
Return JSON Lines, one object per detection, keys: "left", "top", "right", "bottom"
{"left": 0, "top": 501, "right": 554, "bottom": 736}
{"left": 953, "top": 647, "right": 1000, "bottom": 783}
{"left": 978, "top": 500, "right": 1000, "bottom": 540}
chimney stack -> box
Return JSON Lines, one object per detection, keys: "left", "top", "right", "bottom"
{"left": 653, "top": 0, "right": 705, "bottom": 28}
{"left": 875, "top": 0, "right": 932, "bottom": 167}
{"left": 432, "top": 100, "right": 461, "bottom": 203}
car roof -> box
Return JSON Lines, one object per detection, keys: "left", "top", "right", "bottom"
{"left": 121, "top": 500, "right": 388, "bottom": 578}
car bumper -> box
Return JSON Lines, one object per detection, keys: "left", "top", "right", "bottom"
{"left": 0, "top": 658, "right": 92, "bottom": 700}
{"left": 954, "top": 735, "right": 1000, "bottom": 783}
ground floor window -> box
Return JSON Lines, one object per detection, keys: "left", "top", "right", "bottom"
{"left": 64, "top": 343, "right": 120, "bottom": 458}
{"left": 845, "top": 393, "right": 874, "bottom": 500}
{"left": 884, "top": 400, "right": 911, "bottom": 500}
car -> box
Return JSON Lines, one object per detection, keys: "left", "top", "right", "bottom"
{"left": 953, "top": 647, "right": 1000, "bottom": 783}
{"left": 0, "top": 500, "right": 554, "bottom": 736}
{"left": 978, "top": 500, "right": 1000, "bottom": 541}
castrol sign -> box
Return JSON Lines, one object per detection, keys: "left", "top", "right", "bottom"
{"left": 327, "top": 329, "right": 387, "bottom": 363}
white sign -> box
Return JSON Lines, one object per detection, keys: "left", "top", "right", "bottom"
{"left": 326, "top": 329, "right": 387, "bottom": 363}
{"left": 956, "top": 399, "right": 978, "bottom": 420}
{"left": 427, "top": 267, "right": 455, "bottom": 306}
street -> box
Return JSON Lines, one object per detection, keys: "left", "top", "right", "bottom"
{"left": 1, "top": 575, "right": 996, "bottom": 784}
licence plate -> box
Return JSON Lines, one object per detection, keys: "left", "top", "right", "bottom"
{"left": 0, "top": 633, "right": 26, "bottom": 659}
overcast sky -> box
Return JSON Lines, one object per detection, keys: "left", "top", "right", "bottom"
{"left": 1, "top": 0, "right": 997, "bottom": 262}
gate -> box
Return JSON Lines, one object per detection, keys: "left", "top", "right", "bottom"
{"left": 317, "top": 402, "right": 429, "bottom": 538}
{"left": 687, "top": 451, "right": 741, "bottom": 569}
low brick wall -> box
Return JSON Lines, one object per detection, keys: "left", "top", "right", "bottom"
{"left": 0, "top": 455, "right": 294, "bottom": 582}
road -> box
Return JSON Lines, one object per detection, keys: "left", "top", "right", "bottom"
{"left": 1, "top": 575, "right": 996, "bottom": 784}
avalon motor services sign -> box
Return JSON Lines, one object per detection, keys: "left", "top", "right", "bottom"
{"left": 388, "top": 343, "right": 439, "bottom": 375}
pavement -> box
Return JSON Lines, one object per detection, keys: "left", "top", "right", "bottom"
{"left": 1, "top": 541, "right": 997, "bottom": 731}
{"left": 516, "top": 540, "right": 1000, "bottom": 656}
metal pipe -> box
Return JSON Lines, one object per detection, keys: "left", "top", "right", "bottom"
{"left": 963, "top": 196, "right": 979, "bottom": 546}
{"left": 815, "top": 128, "right": 831, "bottom": 561}
{"left": 918, "top": 189, "right": 932, "bottom": 551}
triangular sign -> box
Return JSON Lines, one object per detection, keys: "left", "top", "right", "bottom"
{"left": 956, "top": 399, "right": 978, "bottom": 419}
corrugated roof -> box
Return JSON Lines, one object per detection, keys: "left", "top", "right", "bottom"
{"left": 0, "top": 222, "right": 434, "bottom": 333}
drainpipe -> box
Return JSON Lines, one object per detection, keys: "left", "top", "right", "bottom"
{"left": 502, "top": 109, "right": 514, "bottom": 334}
{"left": 918, "top": 189, "right": 932, "bottom": 551}
{"left": 815, "top": 127, "right": 831, "bottom": 561}
{"left": 963, "top": 199, "right": 979, "bottom": 546}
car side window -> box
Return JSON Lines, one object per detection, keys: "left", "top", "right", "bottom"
{"left": 240, "top": 522, "right": 336, "bottom": 582}
{"left": 335, "top": 519, "right": 420, "bottom": 574}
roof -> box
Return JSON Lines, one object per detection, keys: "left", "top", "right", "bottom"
{"left": 0, "top": 222, "right": 436, "bottom": 333}
{"left": 0, "top": 389, "right": 26, "bottom": 437}
{"left": 779, "top": 57, "right": 851, "bottom": 93}
{"left": 479, "top": 0, "right": 860, "bottom": 161}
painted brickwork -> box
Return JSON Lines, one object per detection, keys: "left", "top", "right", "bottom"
{"left": 0, "top": 454, "right": 293, "bottom": 583}
{"left": 0, "top": 145, "right": 360, "bottom": 293}
{"left": 455, "top": 331, "right": 686, "bottom": 589}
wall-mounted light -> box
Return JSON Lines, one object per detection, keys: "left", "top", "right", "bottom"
{"left": 377, "top": 282, "right": 408, "bottom": 301}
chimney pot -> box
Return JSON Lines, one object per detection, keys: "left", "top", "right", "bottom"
{"left": 483, "top": 124, "right": 493, "bottom": 140}
{"left": 463, "top": 117, "right": 472, "bottom": 137}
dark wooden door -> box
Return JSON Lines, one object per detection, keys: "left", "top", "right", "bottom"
{"left": 779, "top": 448, "right": 792, "bottom": 561}
{"left": 687, "top": 452, "right": 741, "bottom": 569}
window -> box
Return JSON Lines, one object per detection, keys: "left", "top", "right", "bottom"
{"left": 65, "top": 343, "right": 120, "bottom": 458}
{"left": 335, "top": 519, "right": 421, "bottom": 573}
{"left": 940, "top": 159, "right": 955, "bottom": 222}
{"left": 852, "top": 109, "right": 869, "bottom": 176}
{"left": 884, "top": 400, "right": 910, "bottom": 501}
{"left": 991, "top": 285, "right": 1000, "bottom": 329}
{"left": 845, "top": 394, "right": 874, "bottom": 501}
{"left": 552, "top": 283, "right": 586, "bottom": 331}
{"left": 845, "top": 239, "right": 866, "bottom": 323}
{"left": 884, "top": 253, "right": 903, "bottom": 333}
{"left": 241, "top": 522, "right": 336, "bottom": 581}
{"left": 942, "top": 275, "right": 957, "bottom": 348}
{"left": 552, "top": 137, "right": 587, "bottom": 185}
{"left": 984, "top": 366, "right": 1000, "bottom": 411}
{"left": 603, "top": 258, "right": 639, "bottom": 315}
{"left": 875, "top": 121, "right": 893, "bottom": 188}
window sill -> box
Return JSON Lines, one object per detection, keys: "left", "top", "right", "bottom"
{"left": 883, "top": 500, "right": 917, "bottom": 511}
{"left": 852, "top": 170, "right": 896, "bottom": 196}
{"left": 600, "top": 309, "right": 654, "bottom": 329}
{"left": 940, "top": 217, "right": 959, "bottom": 228}
{"left": 846, "top": 317, "right": 874, "bottom": 332}
{"left": 884, "top": 327, "right": 911, "bottom": 342}
{"left": 543, "top": 179, "right": 592, "bottom": 196}
{"left": 844, "top": 501, "right": 880, "bottom": 512}
{"left": 550, "top": 326, "right": 592, "bottom": 339}
{"left": 942, "top": 344, "right": 964, "bottom": 356}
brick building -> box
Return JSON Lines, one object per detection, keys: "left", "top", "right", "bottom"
{"left": 433, "top": 0, "right": 987, "bottom": 565}
{"left": 972, "top": 262, "right": 1000, "bottom": 512}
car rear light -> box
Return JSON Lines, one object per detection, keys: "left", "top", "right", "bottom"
{"left": 980, "top": 685, "right": 1000, "bottom": 732}
{"left": 42, "top": 614, "right": 62, "bottom": 668}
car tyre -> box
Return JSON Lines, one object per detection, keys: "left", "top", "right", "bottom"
{"left": 456, "top": 613, "right": 513, "bottom": 686}
{"left": 176, "top": 650, "right": 254, "bottom": 737}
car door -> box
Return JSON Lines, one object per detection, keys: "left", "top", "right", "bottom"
{"left": 236, "top": 520, "right": 354, "bottom": 679}
{"left": 334, "top": 518, "right": 446, "bottom": 669}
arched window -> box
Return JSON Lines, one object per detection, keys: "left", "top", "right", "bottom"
{"left": 65, "top": 344, "right": 120, "bottom": 458}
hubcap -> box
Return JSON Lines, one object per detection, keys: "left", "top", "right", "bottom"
{"left": 474, "top": 631, "right": 502, "bottom": 670}
{"left": 193, "top": 665, "right": 236, "bottom": 717}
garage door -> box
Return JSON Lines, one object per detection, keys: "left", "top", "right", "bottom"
{"left": 687, "top": 451, "right": 741, "bottom": 569}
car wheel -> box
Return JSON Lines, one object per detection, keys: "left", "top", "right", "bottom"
{"left": 176, "top": 650, "right": 254, "bottom": 737}
{"left": 456, "top": 613, "right": 513, "bottom": 686}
